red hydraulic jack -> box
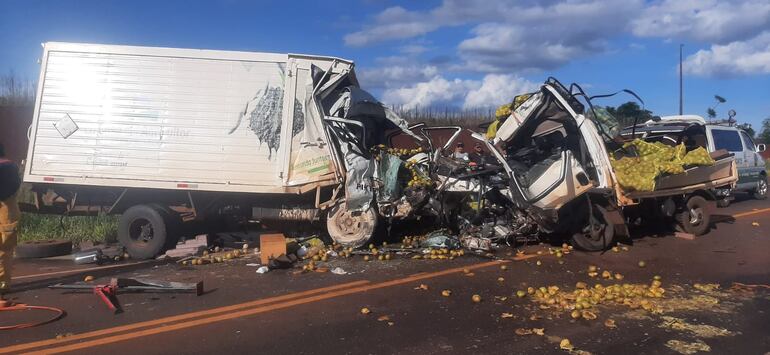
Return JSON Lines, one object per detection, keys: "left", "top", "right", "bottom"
{"left": 49, "top": 278, "right": 204, "bottom": 314}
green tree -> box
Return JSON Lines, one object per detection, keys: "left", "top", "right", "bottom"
{"left": 707, "top": 94, "right": 727, "bottom": 119}
{"left": 605, "top": 101, "right": 653, "bottom": 128}
{"left": 758, "top": 117, "right": 770, "bottom": 144}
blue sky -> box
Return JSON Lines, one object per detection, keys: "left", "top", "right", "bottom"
{"left": 1, "top": 0, "right": 769, "bottom": 128}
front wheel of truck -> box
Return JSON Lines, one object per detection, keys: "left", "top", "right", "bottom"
{"left": 570, "top": 203, "right": 616, "bottom": 251}
{"left": 118, "top": 204, "right": 171, "bottom": 259}
{"left": 677, "top": 196, "right": 711, "bottom": 236}
{"left": 326, "top": 203, "right": 378, "bottom": 248}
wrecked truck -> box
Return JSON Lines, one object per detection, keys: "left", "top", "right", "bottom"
{"left": 22, "top": 42, "right": 430, "bottom": 258}
{"left": 439, "top": 78, "right": 738, "bottom": 251}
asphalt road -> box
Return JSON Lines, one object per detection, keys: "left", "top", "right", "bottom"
{"left": 3, "top": 197, "right": 770, "bottom": 354}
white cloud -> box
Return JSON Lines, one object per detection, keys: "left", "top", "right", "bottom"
{"left": 344, "top": 6, "right": 438, "bottom": 46}
{"left": 382, "top": 76, "right": 477, "bottom": 109}
{"left": 464, "top": 74, "right": 539, "bottom": 108}
{"left": 381, "top": 74, "right": 538, "bottom": 109}
{"left": 684, "top": 31, "right": 770, "bottom": 77}
{"left": 347, "top": 0, "right": 641, "bottom": 72}
{"left": 358, "top": 64, "right": 440, "bottom": 89}
{"left": 631, "top": 0, "right": 770, "bottom": 44}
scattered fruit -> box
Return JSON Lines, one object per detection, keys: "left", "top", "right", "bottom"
{"left": 497, "top": 277, "right": 505, "bottom": 282}
{"left": 560, "top": 338, "right": 574, "bottom": 350}
{"left": 84, "top": 275, "right": 95, "bottom": 282}
{"left": 471, "top": 294, "right": 482, "bottom": 303}
{"left": 415, "top": 284, "right": 429, "bottom": 291}
{"left": 441, "top": 290, "right": 452, "bottom": 297}
{"left": 360, "top": 307, "right": 371, "bottom": 315}
{"left": 500, "top": 265, "right": 508, "bottom": 271}
{"left": 536, "top": 260, "right": 542, "bottom": 266}
{"left": 638, "top": 260, "right": 647, "bottom": 268}
{"left": 516, "top": 290, "right": 527, "bottom": 298}
{"left": 501, "top": 312, "right": 514, "bottom": 318}
{"left": 364, "top": 255, "right": 370, "bottom": 262}
{"left": 581, "top": 310, "right": 597, "bottom": 320}
{"left": 604, "top": 319, "right": 617, "bottom": 328}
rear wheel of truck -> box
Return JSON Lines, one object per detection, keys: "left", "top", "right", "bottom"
{"left": 752, "top": 175, "right": 767, "bottom": 200}
{"left": 677, "top": 196, "right": 711, "bottom": 236}
{"left": 118, "top": 205, "right": 171, "bottom": 259}
{"left": 326, "top": 203, "right": 378, "bottom": 248}
{"left": 570, "top": 203, "right": 615, "bottom": 251}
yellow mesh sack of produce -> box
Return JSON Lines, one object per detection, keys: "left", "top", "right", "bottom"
{"left": 611, "top": 139, "right": 715, "bottom": 192}
{"left": 681, "top": 147, "right": 714, "bottom": 166}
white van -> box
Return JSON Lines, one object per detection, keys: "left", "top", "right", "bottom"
{"left": 620, "top": 115, "right": 767, "bottom": 205}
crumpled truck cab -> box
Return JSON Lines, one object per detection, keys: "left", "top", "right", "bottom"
{"left": 493, "top": 79, "right": 614, "bottom": 214}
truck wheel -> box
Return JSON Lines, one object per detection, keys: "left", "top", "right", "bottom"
{"left": 326, "top": 203, "right": 378, "bottom": 248}
{"left": 118, "top": 205, "right": 170, "bottom": 259}
{"left": 752, "top": 176, "right": 767, "bottom": 200}
{"left": 570, "top": 203, "right": 615, "bottom": 251}
{"left": 677, "top": 196, "right": 711, "bottom": 236}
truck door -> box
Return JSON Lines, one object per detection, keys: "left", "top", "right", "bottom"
{"left": 739, "top": 130, "right": 763, "bottom": 185}
{"left": 710, "top": 128, "right": 749, "bottom": 187}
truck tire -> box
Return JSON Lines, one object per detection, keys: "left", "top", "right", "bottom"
{"left": 118, "top": 205, "right": 170, "bottom": 259}
{"left": 677, "top": 196, "right": 711, "bottom": 236}
{"left": 570, "top": 203, "right": 615, "bottom": 252}
{"left": 326, "top": 203, "right": 378, "bottom": 248}
{"left": 752, "top": 175, "right": 767, "bottom": 200}
{"left": 15, "top": 239, "right": 72, "bottom": 259}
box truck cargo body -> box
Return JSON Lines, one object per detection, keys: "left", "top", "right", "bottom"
{"left": 23, "top": 42, "right": 419, "bottom": 258}
{"left": 25, "top": 42, "right": 349, "bottom": 192}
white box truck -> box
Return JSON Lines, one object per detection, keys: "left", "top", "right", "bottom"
{"left": 23, "top": 42, "right": 422, "bottom": 258}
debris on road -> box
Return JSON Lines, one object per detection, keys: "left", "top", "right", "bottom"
{"left": 675, "top": 232, "right": 696, "bottom": 240}
{"left": 331, "top": 267, "right": 347, "bottom": 275}
{"left": 256, "top": 266, "right": 269, "bottom": 274}
{"left": 658, "top": 316, "right": 734, "bottom": 338}
{"left": 360, "top": 307, "right": 371, "bottom": 315}
{"left": 165, "top": 234, "right": 209, "bottom": 258}
{"left": 49, "top": 278, "right": 204, "bottom": 313}
{"left": 665, "top": 339, "right": 711, "bottom": 354}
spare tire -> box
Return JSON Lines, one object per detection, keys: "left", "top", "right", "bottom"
{"left": 15, "top": 239, "right": 73, "bottom": 259}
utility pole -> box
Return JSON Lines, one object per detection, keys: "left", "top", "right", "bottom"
{"left": 679, "top": 44, "right": 683, "bottom": 115}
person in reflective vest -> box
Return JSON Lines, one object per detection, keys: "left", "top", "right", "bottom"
{"left": 0, "top": 143, "right": 21, "bottom": 296}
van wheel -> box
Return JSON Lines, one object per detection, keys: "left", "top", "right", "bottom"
{"left": 752, "top": 176, "right": 767, "bottom": 200}
{"left": 326, "top": 203, "right": 378, "bottom": 248}
{"left": 118, "top": 205, "right": 170, "bottom": 259}
{"left": 677, "top": 196, "right": 711, "bottom": 236}
{"left": 571, "top": 203, "right": 615, "bottom": 251}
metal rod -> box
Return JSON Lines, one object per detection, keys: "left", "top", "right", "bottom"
{"left": 679, "top": 44, "right": 684, "bottom": 115}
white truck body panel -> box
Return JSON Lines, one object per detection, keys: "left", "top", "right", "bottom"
{"left": 24, "top": 42, "right": 353, "bottom": 193}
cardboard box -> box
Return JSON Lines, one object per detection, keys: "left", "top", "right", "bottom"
{"left": 260, "top": 234, "right": 287, "bottom": 265}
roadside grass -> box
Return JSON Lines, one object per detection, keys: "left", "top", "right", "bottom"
{"left": 19, "top": 213, "right": 117, "bottom": 245}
